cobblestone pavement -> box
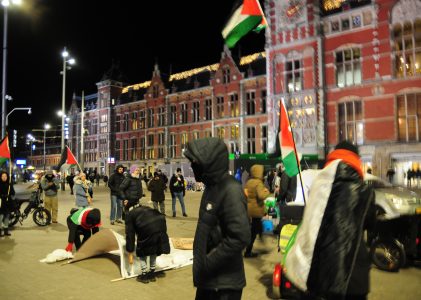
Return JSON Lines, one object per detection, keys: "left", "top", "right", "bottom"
{"left": 0, "top": 183, "right": 420, "bottom": 300}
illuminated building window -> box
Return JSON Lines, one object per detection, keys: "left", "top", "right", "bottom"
{"left": 140, "top": 138, "right": 146, "bottom": 160}
{"left": 397, "top": 93, "right": 421, "bottom": 142}
{"left": 246, "top": 127, "right": 256, "bottom": 154}
{"left": 158, "top": 133, "right": 165, "bottom": 158}
{"left": 169, "top": 134, "right": 176, "bottom": 158}
{"left": 231, "top": 124, "right": 239, "bottom": 140}
{"left": 393, "top": 20, "right": 421, "bottom": 78}
{"left": 338, "top": 101, "right": 363, "bottom": 145}
{"left": 216, "top": 96, "right": 224, "bottom": 118}
{"left": 147, "top": 134, "right": 154, "bottom": 159}
{"left": 139, "top": 110, "right": 146, "bottom": 129}
{"left": 131, "top": 112, "right": 138, "bottom": 130}
{"left": 285, "top": 59, "right": 302, "bottom": 92}
{"left": 230, "top": 93, "right": 239, "bottom": 117}
{"left": 216, "top": 127, "right": 225, "bottom": 139}
{"left": 181, "top": 132, "right": 188, "bottom": 150}
{"left": 335, "top": 48, "right": 361, "bottom": 87}
{"left": 246, "top": 91, "right": 256, "bottom": 115}
{"left": 193, "top": 131, "right": 200, "bottom": 140}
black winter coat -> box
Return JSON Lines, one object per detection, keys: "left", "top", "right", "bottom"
{"left": 119, "top": 174, "right": 143, "bottom": 207}
{"left": 0, "top": 182, "right": 15, "bottom": 213}
{"left": 169, "top": 174, "right": 185, "bottom": 194}
{"left": 148, "top": 177, "right": 166, "bottom": 202}
{"left": 108, "top": 172, "right": 125, "bottom": 196}
{"left": 184, "top": 137, "right": 251, "bottom": 291}
{"left": 125, "top": 206, "right": 170, "bottom": 257}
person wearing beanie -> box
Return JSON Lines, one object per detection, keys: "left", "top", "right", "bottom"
{"left": 169, "top": 167, "right": 187, "bottom": 217}
{"left": 40, "top": 169, "right": 60, "bottom": 223}
{"left": 73, "top": 172, "right": 93, "bottom": 208}
{"left": 65, "top": 207, "right": 101, "bottom": 252}
{"left": 284, "top": 140, "right": 376, "bottom": 300}
{"left": 148, "top": 172, "right": 166, "bottom": 215}
{"left": 120, "top": 165, "right": 143, "bottom": 218}
{"left": 108, "top": 164, "right": 125, "bottom": 225}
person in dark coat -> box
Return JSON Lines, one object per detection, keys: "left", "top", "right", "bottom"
{"left": 285, "top": 141, "right": 376, "bottom": 300}
{"left": 66, "top": 171, "right": 75, "bottom": 195}
{"left": 108, "top": 164, "right": 125, "bottom": 225}
{"left": 0, "top": 171, "right": 15, "bottom": 237}
{"left": 184, "top": 137, "right": 251, "bottom": 300}
{"left": 148, "top": 172, "right": 166, "bottom": 215}
{"left": 120, "top": 165, "right": 143, "bottom": 216}
{"left": 126, "top": 205, "right": 170, "bottom": 284}
{"left": 169, "top": 167, "right": 187, "bottom": 217}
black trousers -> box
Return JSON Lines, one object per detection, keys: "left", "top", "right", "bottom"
{"left": 245, "top": 217, "right": 262, "bottom": 254}
{"left": 195, "top": 288, "right": 242, "bottom": 300}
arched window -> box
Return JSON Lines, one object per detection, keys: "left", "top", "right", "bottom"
{"left": 393, "top": 19, "right": 421, "bottom": 77}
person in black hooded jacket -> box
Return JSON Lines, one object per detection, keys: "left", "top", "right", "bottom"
{"left": 184, "top": 137, "right": 250, "bottom": 300}
{"left": 0, "top": 171, "right": 15, "bottom": 237}
{"left": 108, "top": 164, "right": 125, "bottom": 224}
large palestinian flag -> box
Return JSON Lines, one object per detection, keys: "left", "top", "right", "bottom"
{"left": 0, "top": 135, "right": 11, "bottom": 166}
{"left": 279, "top": 99, "right": 299, "bottom": 177}
{"left": 222, "top": 0, "right": 266, "bottom": 48}
{"left": 57, "top": 146, "right": 78, "bottom": 171}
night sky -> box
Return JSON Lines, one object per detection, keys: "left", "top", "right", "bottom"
{"left": 4, "top": 0, "right": 265, "bottom": 132}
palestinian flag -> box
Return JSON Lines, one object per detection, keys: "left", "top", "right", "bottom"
{"left": 57, "top": 146, "right": 78, "bottom": 171}
{"left": 222, "top": 0, "right": 266, "bottom": 48}
{"left": 254, "top": 0, "right": 267, "bottom": 32}
{"left": 279, "top": 99, "right": 299, "bottom": 177}
{"left": 0, "top": 135, "right": 11, "bottom": 166}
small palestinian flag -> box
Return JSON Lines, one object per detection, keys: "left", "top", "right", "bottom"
{"left": 0, "top": 135, "right": 11, "bottom": 166}
{"left": 279, "top": 99, "right": 299, "bottom": 177}
{"left": 57, "top": 146, "right": 78, "bottom": 171}
{"left": 222, "top": 0, "right": 266, "bottom": 48}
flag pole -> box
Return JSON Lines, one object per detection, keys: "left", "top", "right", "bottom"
{"left": 281, "top": 98, "right": 306, "bottom": 205}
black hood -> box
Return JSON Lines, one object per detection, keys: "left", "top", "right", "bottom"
{"left": 183, "top": 137, "right": 228, "bottom": 186}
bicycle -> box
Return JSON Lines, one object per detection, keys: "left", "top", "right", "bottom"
{"left": 9, "top": 188, "right": 51, "bottom": 227}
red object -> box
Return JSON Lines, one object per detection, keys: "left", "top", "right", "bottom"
{"left": 66, "top": 147, "right": 78, "bottom": 165}
{"left": 65, "top": 243, "right": 73, "bottom": 252}
{"left": 273, "top": 263, "right": 282, "bottom": 287}
{"left": 0, "top": 136, "right": 10, "bottom": 159}
{"left": 285, "top": 281, "right": 292, "bottom": 289}
{"left": 416, "top": 237, "right": 419, "bottom": 245}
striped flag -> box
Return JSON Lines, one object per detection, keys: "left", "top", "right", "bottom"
{"left": 222, "top": 0, "right": 267, "bottom": 48}
{"left": 57, "top": 146, "right": 79, "bottom": 171}
{"left": 279, "top": 99, "right": 299, "bottom": 177}
{"left": 0, "top": 135, "right": 11, "bottom": 166}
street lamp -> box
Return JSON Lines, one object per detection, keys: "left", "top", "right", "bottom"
{"left": 27, "top": 133, "right": 35, "bottom": 164}
{"left": 60, "top": 47, "right": 75, "bottom": 151}
{"left": 1, "top": 0, "right": 22, "bottom": 138}
{"left": 43, "top": 123, "right": 51, "bottom": 171}
{"left": 5, "top": 106, "right": 31, "bottom": 127}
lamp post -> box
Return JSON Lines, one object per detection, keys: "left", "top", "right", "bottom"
{"left": 1, "top": 0, "right": 22, "bottom": 138}
{"left": 60, "top": 48, "right": 75, "bottom": 151}
{"left": 43, "top": 123, "right": 51, "bottom": 171}
{"left": 6, "top": 106, "right": 31, "bottom": 127}
{"left": 27, "top": 133, "right": 35, "bottom": 165}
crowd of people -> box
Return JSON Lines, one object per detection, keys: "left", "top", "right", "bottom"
{"left": 3, "top": 137, "right": 421, "bottom": 299}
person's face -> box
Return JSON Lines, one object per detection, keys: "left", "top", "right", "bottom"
{"left": 1, "top": 173, "right": 7, "bottom": 182}
{"left": 133, "top": 168, "right": 141, "bottom": 175}
{"left": 81, "top": 174, "right": 86, "bottom": 180}
{"left": 117, "top": 167, "right": 124, "bottom": 174}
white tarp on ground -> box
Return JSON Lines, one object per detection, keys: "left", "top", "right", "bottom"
{"left": 67, "top": 229, "right": 193, "bottom": 280}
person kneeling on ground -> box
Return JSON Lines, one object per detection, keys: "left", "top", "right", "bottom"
{"left": 65, "top": 207, "right": 101, "bottom": 252}
{"left": 126, "top": 204, "right": 170, "bottom": 284}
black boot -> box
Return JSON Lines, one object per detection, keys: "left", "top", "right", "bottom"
{"left": 4, "top": 228, "right": 11, "bottom": 236}
{"left": 0, "top": 229, "right": 3, "bottom": 237}
{"left": 136, "top": 273, "right": 149, "bottom": 284}
{"left": 148, "top": 269, "right": 156, "bottom": 282}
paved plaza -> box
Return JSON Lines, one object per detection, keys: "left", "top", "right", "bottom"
{"left": 0, "top": 183, "right": 420, "bottom": 300}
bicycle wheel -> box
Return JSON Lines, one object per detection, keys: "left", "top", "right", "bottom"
{"left": 32, "top": 208, "right": 51, "bottom": 226}
{"left": 8, "top": 209, "right": 20, "bottom": 227}
{"left": 370, "top": 238, "right": 406, "bottom": 272}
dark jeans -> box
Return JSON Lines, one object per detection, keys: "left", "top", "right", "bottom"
{"left": 245, "top": 217, "right": 262, "bottom": 254}
{"left": 195, "top": 288, "right": 242, "bottom": 300}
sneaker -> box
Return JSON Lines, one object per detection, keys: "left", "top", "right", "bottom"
{"left": 244, "top": 252, "right": 258, "bottom": 258}
{"left": 183, "top": 213, "right": 188, "bottom": 217}
{"left": 116, "top": 219, "right": 123, "bottom": 224}
{"left": 136, "top": 273, "right": 149, "bottom": 284}
{"left": 148, "top": 270, "right": 156, "bottom": 282}
{"left": 110, "top": 221, "right": 115, "bottom": 225}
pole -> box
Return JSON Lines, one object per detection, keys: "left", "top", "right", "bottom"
{"left": 1, "top": 7, "right": 8, "bottom": 138}
{"left": 80, "top": 90, "right": 84, "bottom": 171}
{"left": 61, "top": 48, "right": 66, "bottom": 150}
{"left": 43, "top": 129, "right": 46, "bottom": 171}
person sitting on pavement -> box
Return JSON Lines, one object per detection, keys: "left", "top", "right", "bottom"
{"left": 65, "top": 207, "right": 101, "bottom": 252}
{"left": 126, "top": 204, "right": 170, "bottom": 284}
{"left": 74, "top": 172, "right": 93, "bottom": 208}
{"left": 148, "top": 172, "right": 166, "bottom": 215}
{"left": 120, "top": 165, "right": 143, "bottom": 218}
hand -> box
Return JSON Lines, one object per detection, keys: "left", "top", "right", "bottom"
{"left": 128, "top": 252, "right": 134, "bottom": 265}
{"left": 48, "top": 182, "right": 53, "bottom": 186}
{"left": 65, "top": 243, "right": 73, "bottom": 252}
{"left": 87, "top": 196, "right": 92, "bottom": 204}
{"left": 124, "top": 200, "right": 128, "bottom": 206}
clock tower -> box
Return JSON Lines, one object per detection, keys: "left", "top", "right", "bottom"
{"left": 266, "top": 0, "right": 323, "bottom": 161}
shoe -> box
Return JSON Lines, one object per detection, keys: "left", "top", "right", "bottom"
{"left": 110, "top": 221, "right": 115, "bottom": 225}
{"left": 172, "top": 213, "right": 176, "bottom": 217}
{"left": 52, "top": 221, "right": 58, "bottom": 224}
{"left": 116, "top": 219, "right": 123, "bottom": 224}
{"left": 183, "top": 213, "right": 188, "bottom": 217}
{"left": 148, "top": 270, "right": 156, "bottom": 282}
{"left": 4, "top": 229, "right": 11, "bottom": 236}
{"left": 244, "top": 252, "right": 258, "bottom": 258}
{"left": 136, "top": 273, "right": 149, "bottom": 284}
